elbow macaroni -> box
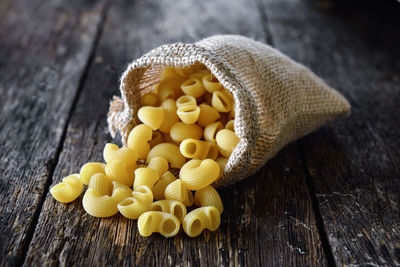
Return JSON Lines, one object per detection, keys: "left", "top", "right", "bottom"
{"left": 170, "top": 122, "right": 203, "bottom": 142}
{"left": 50, "top": 174, "right": 83, "bottom": 203}
{"left": 182, "top": 206, "right": 221, "bottom": 237}
{"left": 216, "top": 129, "right": 240, "bottom": 157}
{"left": 147, "top": 143, "right": 186, "bottom": 168}
{"left": 127, "top": 124, "right": 152, "bottom": 159}
{"left": 150, "top": 200, "right": 187, "bottom": 223}
{"left": 79, "top": 162, "right": 106, "bottom": 185}
{"left": 152, "top": 171, "right": 176, "bottom": 200}
{"left": 138, "top": 106, "right": 165, "bottom": 130}
{"left": 194, "top": 185, "right": 223, "bottom": 214}
{"left": 137, "top": 211, "right": 180, "bottom": 238}
{"left": 179, "top": 159, "right": 220, "bottom": 190}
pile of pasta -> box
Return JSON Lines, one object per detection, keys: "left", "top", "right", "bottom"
{"left": 50, "top": 65, "right": 239, "bottom": 238}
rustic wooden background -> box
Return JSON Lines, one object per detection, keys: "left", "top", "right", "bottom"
{"left": 0, "top": 0, "right": 399, "bottom": 266}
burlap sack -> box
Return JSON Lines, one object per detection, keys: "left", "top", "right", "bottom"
{"left": 107, "top": 35, "right": 350, "bottom": 187}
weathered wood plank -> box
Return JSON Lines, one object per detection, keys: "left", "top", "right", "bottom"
{"left": 24, "top": 0, "right": 327, "bottom": 266}
{"left": 0, "top": 0, "right": 106, "bottom": 265}
{"left": 260, "top": 0, "right": 400, "bottom": 265}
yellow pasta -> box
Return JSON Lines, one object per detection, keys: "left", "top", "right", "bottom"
{"left": 82, "top": 189, "right": 118, "bottom": 218}
{"left": 103, "top": 143, "right": 138, "bottom": 168}
{"left": 179, "top": 139, "right": 210, "bottom": 160}
{"left": 177, "top": 105, "right": 200, "bottom": 124}
{"left": 159, "top": 99, "right": 180, "bottom": 133}
{"left": 189, "top": 70, "right": 210, "bottom": 80}
{"left": 147, "top": 156, "right": 169, "bottom": 176}
{"left": 162, "top": 132, "right": 181, "bottom": 146}
{"left": 212, "top": 91, "right": 232, "bottom": 112}
{"left": 202, "top": 74, "right": 223, "bottom": 93}
{"left": 197, "top": 104, "right": 220, "bottom": 127}
{"left": 170, "top": 122, "right": 203, "bottom": 142}
{"left": 133, "top": 167, "right": 159, "bottom": 189}
{"left": 105, "top": 160, "right": 135, "bottom": 187}
{"left": 150, "top": 200, "right": 187, "bottom": 222}
{"left": 183, "top": 190, "right": 194, "bottom": 207}
{"left": 160, "top": 67, "right": 177, "bottom": 80}
{"left": 206, "top": 142, "right": 219, "bottom": 160}
{"left": 182, "top": 206, "right": 221, "bottom": 237}
{"left": 50, "top": 174, "right": 83, "bottom": 203}
{"left": 141, "top": 92, "right": 159, "bottom": 107}
{"left": 176, "top": 95, "right": 196, "bottom": 108}
{"left": 204, "top": 121, "right": 223, "bottom": 142}
{"left": 164, "top": 179, "right": 192, "bottom": 206}
{"left": 110, "top": 181, "right": 133, "bottom": 204}
{"left": 216, "top": 157, "right": 228, "bottom": 177}
{"left": 138, "top": 106, "right": 165, "bottom": 130}
{"left": 127, "top": 124, "right": 152, "bottom": 159}
{"left": 152, "top": 171, "right": 177, "bottom": 200}
{"left": 194, "top": 185, "right": 223, "bottom": 214}
{"left": 147, "top": 143, "right": 186, "bottom": 168}
{"left": 179, "top": 159, "right": 220, "bottom": 190}
{"left": 79, "top": 162, "right": 106, "bottom": 185}
{"left": 117, "top": 185, "right": 153, "bottom": 219}
{"left": 137, "top": 211, "right": 180, "bottom": 238}
{"left": 149, "top": 131, "right": 164, "bottom": 148}
{"left": 131, "top": 185, "right": 154, "bottom": 204}
{"left": 88, "top": 173, "right": 111, "bottom": 196}
{"left": 158, "top": 75, "right": 186, "bottom": 100}
{"left": 225, "top": 120, "right": 234, "bottom": 131}
{"left": 175, "top": 65, "right": 198, "bottom": 77}
{"left": 215, "top": 129, "right": 240, "bottom": 157}
{"left": 180, "top": 78, "right": 205, "bottom": 98}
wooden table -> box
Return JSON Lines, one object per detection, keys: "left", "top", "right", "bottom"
{"left": 1, "top": 0, "right": 399, "bottom": 266}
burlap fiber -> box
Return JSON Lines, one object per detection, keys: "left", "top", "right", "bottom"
{"left": 107, "top": 35, "right": 350, "bottom": 187}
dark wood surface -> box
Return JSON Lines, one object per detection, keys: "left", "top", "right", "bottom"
{"left": 0, "top": 0, "right": 399, "bottom": 266}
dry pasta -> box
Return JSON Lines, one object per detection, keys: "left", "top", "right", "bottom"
{"left": 197, "top": 104, "right": 220, "bottom": 127}
{"left": 180, "top": 78, "right": 205, "bottom": 98}
{"left": 103, "top": 143, "right": 138, "bottom": 168}
{"left": 162, "top": 132, "right": 180, "bottom": 146}
{"left": 133, "top": 167, "right": 159, "bottom": 189}
{"left": 170, "top": 122, "right": 202, "bottom": 142}
{"left": 182, "top": 190, "right": 194, "bottom": 207}
{"left": 194, "top": 185, "right": 223, "bottom": 214}
{"left": 50, "top": 174, "right": 83, "bottom": 203}
{"left": 216, "top": 157, "right": 228, "bottom": 177}
{"left": 225, "top": 120, "right": 234, "bottom": 131}
{"left": 111, "top": 181, "right": 133, "bottom": 204}
{"left": 180, "top": 139, "right": 210, "bottom": 160}
{"left": 202, "top": 74, "right": 223, "bottom": 93}
{"left": 117, "top": 185, "right": 153, "bottom": 219}
{"left": 215, "top": 129, "right": 240, "bottom": 157}
{"left": 177, "top": 105, "right": 200, "bottom": 124}
{"left": 127, "top": 124, "right": 152, "bottom": 159}
{"left": 212, "top": 91, "right": 232, "bottom": 112}
{"left": 147, "top": 143, "right": 186, "bottom": 168}
{"left": 131, "top": 185, "right": 154, "bottom": 204}
{"left": 157, "top": 75, "right": 186, "bottom": 100}
{"left": 204, "top": 121, "right": 223, "bottom": 142}
{"left": 164, "top": 179, "right": 192, "bottom": 205}
{"left": 176, "top": 95, "right": 196, "bottom": 108}
{"left": 137, "top": 211, "right": 180, "bottom": 238}
{"left": 206, "top": 142, "right": 219, "bottom": 160}
{"left": 150, "top": 200, "right": 187, "bottom": 222}
{"left": 82, "top": 189, "right": 118, "bottom": 218}
{"left": 105, "top": 160, "right": 135, "bottom": 187}
{"left": 147, "top": 156, "right": 169, "bottom": 176}
{"left": 88, "top": 173, "right": 111, "bottom": 196}
{"left": 159, "top": 99, "right": 180, "bottom": 133}
{"left": 152, "top": 171, "right": 177, "bottom": 200}
{"left": 141, "top": 92, "right": 159, "bottom": 107}
{"left": 138, "top": 106, "right": 165, "bottom": 130}
{"left": 79, "top": 162, "right": 106, "bottom": 185}
{"left": 179, "top": 159, "right": 220, "bottom": 190}
{"left": 189, "top": 70, "right": 210, "bottom": 80}
{"left": 182, "top": 206, "right": 221, "bottom": 237}
{"left": 149, "top": 131, "right": 164, "bottom": 148}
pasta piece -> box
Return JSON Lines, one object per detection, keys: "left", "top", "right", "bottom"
{"left": 134, "top": 167, "right": 159, "bottom": 189}
{"left": 147, "top": 143, "right": 186, "bottom": 168}
{"left": 194, "top": 185, "right": 224, "bottom": 214}
{"left": 197, "top": 104, "right": 220, "bottom": 127}
{"left": 225, "top": 120, "right": 234, "bottom": 131}
{"left": 141, "top": 92, "right": 159, "bottom": 107}
{"left": 216, "top": 129, "right": 240, "bottom": 157}
{"left": 103, "top": 143, "right": 138, "bottom": 168}
{"left": 182, "top": 190, "right": 194, "bottom": 207}
{"left": 170, "top": 122, "right": 203, "bottom": 142}
{"left": 147, "top": 156, "right": 169, "bottom": 176}
{"left": 105, "top": 160, "right": 135, "bottom": 187}
{"left": 212, "top": 91, "right": 232, "bottom": 112}
{"left": 179, "top": 159, "right": 220, "bottom": 190}
{"left": 131, "top": 185, "right": 154, "bottom": 204}
{"left": 202, "top": 74, "right": 223, "bottom": 93}
{"left": 138, "top": 106, "right": 165, "bottom": 130}
{"left": 216, "top": 157, "right": 228, "bottom": 177}
{"left": 127, "top": 124, "right": 152, "bottom": 159}
{"left": 182, "top": 206, "right": 221, "bottom": 237}
{"left": 175, "top": 66, "right": 197, "bottom": 77}
{"left": 206, "top": 142, "right": 219, "bottom": 160}
{"left": 82, "top": 189, "right": 118, "bottom": 218}
{"left": 177, "top": 105, "right": 200, "bottom": 124}
{"left": 137, "top": 211, "right": 180, "bottom": 238}
{"left": 164, "top": 179, "right": 188, "bottom": 203}
{"left": 117, "top": 197, "right": 151, "bottom": 220}
{"left": 176, "top": 95, "right": 196, "bottom": 108}
{"left": 88, "top": 173, "right": 111, "bottom": 196}
{"left": 152, "top": 171, "right": 177, "bottom": 200}
{"left": 180, "top": 78, "right": 205, "bottom": 98}
{"left": 111, "top": 181, "right": 133, "bottom": 204}
{"left": 149, "top": 131, "right": 164, "bottom": 148}
{"left": 162, "top": 132, "right": 180, "bottom": 146}
{"left": 189, "top": 70, "right": 210, "bottom": 80}
{"left": 204, "top": 121, "right": 223, "bottom": 142}
{"left": 159, "top": 99, "right": 180, "bottom": 133}
{"left": 158, "top": 75, "right": 186, "bottom": 100}
{"left": 50, "top": 174, "right": 83, "bottom": 203}
{"left": 150, "top": 200, "right": 187, "bottom": 222}
{"left": 79, "top": 162, "right": 106, "bottom": 185}
{"left": 160, "top": 67, "right": 177, "bottom": 80}
{"left": 230, "top": 104, "right": 235, "bottom": 119}
{"left": 180, "top": 139, "right": 211, "bottom": 160}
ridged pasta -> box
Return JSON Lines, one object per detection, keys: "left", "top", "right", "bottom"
{"left": 127, "top": 124, "right": 152, "bottom": 159}
{"left": 212, "top": 91, "right": 232, "bottom": 112}
{"left": 164, "top": 179, "right": 192, "bottom": 206}
{"left": 105, "top": 160, "right": 135, "bottom": 187}
{"left": 149, "top": 131, "right": 164, "bottom": 148}
{"left": 150, "top": 200, "right": 187, "bottom": 222}
{"left": 88, "top": 173, "right": 111, "bottom": 196}
{"left": 137, "top": 211, "right": 180, "bottom": 238}
{"left": 177, "top": 105, "right": 200, "bottom": 124}
{"left": 189, "top": 70, "right": 210, "bottom": 80}
{"left": 194, "top": 185, "right": 223, "bottom": 214}
{"left": 176, "top": 95, "right": 196, "bottom": 108}
{"left": 147, "top": 156, "right": 169, "bottom": 176}
{"left": 103, "top": 143, "right": 138, "bottom": 168}
{"left": 133, "top": 167, "right": 159, "bottom": 189}
{"left": 160, "top": 67, "right": 177, "bottom": 80}
{"left": 141, "top": 92, "right": 159, "bottom": 107}
{"left": 82, "top": 189, "right": 118, "bottom": 218}
{"left": 215, "top": 129, "right": 240, "bottom": 157}
{"left": 152, "top": 171, "right": 177, "bottom": 200}
{"left": 197, "top": 104, "right": 220, "bottom": 127}
{"left": 138, "top": 106, "right": 165, "bottom": 130}
{"left": 180, "top": 139, "right": 210, "bottom": 160}
{"left": 110, "top": 181, "right": 133, "bottom": 204}
{"left": 179, "top": 159, "right": 220, "bottom": 190}
{"left": 180, "top": 78, "right": 205, "bottom": 98}
{"left": 202, "top": 74, "right": 223, "bottom": 93}
{"left": 182, "top": 206, "right": 221, "bottom": 237}
{"left": 79, "top": 162, "right": 106, "bottom": 185}
{"left": 147, "top": 143, "right": 186, "bottom": 168}
{"left": 206, "top": 142, "right": 219, "bottom": 160}
{"left": 170, "top": 122, "right": 203, "bottom": 142}
{"left": 216, "top": 157, "right": 228, "bottom": 177}
{"left": 183, "top": 190, "right": 194, "bottom": 207}
{"left": 159, "top": 99, "right": 180, "bottom": 133}
{"left": 225, "top": 120, "right": 234, "bottom": 131}
{"left": 158, "top": 75, "right": 186, "bottom": 100}
{"left": 162, "top": 132, "right": 180, "bottom": 146}
{"left": 50, "top": 174, "right": 83, "bottom": 203}
{"left": 117, "top": 185, "right": 153, "bottom": 219}
{"left": 204, "top": 121, "right": 223, "bottom": 142}
{"left": 131, "top": 185, "right": 154, "bottom": 204}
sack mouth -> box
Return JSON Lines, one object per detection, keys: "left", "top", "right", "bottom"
{"left": 108, "top": 42, "right": 260, "bottom": 187}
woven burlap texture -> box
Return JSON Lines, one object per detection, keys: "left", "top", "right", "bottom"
{"left": 107, "top": 35, "right": 350, "bottom": 187}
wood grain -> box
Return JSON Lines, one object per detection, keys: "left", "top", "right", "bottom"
{"left": 260, "top": 0, "right": 400, "bottom": 265}
{"left": 24, "top": 0, "right": 327, "bottom": 266}
{"left": 0, "top": 0, "right": 106, "bottom": 265}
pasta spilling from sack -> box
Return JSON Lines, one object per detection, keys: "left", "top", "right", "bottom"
{"left": 50, "top": 65, "right": 237, "bottom": 238}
